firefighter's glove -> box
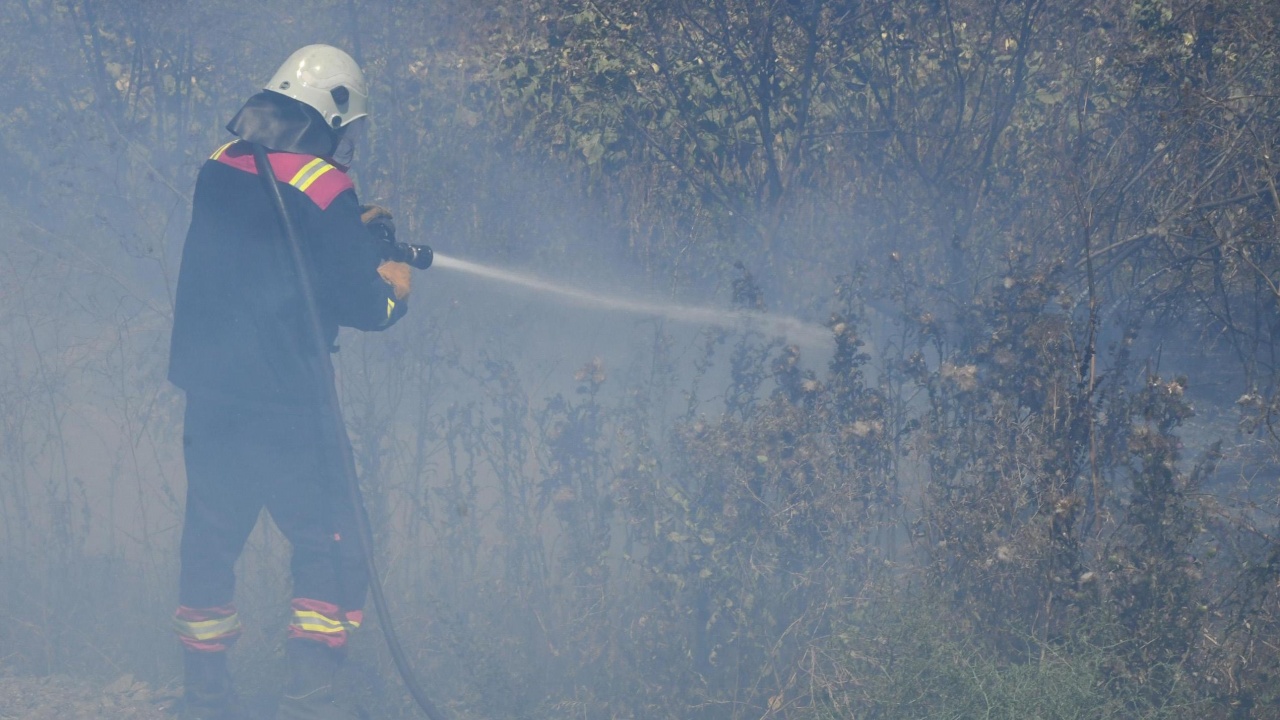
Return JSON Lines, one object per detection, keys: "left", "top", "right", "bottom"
{"left": 378, "top": 261, "right": 412, "bottom": 301}
{"left": 360, "top": 204, "right": 396, "bottom": 244}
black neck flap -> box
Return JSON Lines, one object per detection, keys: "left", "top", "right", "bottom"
{"left": 226, "top": 91, "right": 338, "bottom": 157}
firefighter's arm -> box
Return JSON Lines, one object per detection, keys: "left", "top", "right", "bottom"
{"left": 312, "top": 190, "right": 410, "bottom": 331}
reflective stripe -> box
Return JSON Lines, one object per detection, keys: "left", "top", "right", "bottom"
{"left": 296, "top": 163, "right": 334, "bottom": 192}
{"left": 287, "top": 158, "right": 325, "bottom": 185}
{"left": 291, "top": 609, "right": 361, "bottom": 634}
{"left": 386, "top": 298, "right": 396, "bottom": 322}
{"left": 287, "top": 158, "right": 334, "bottom": 192}
{"left": 210, "top": 141, "right": 236, "bottom": 160}
{"left": 174, "top": 612, "right": 242, "bottom": 641}
{"left": 288, "top": 599, "right": 362, "bottom": 648}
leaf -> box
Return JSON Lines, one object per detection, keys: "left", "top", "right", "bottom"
{"left": 455, "top": 106, "right": 481, "bottom": 128}
{"left": 578, "top": 132, "right": 605, "bottom": 165}
{"left": 1035, "top": 89, "right": 1065, "bottom": 105}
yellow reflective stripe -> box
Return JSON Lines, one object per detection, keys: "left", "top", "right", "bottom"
{"left": 295, "top": 163, "right": 334, "bottom": 192}
{"left": 209, "top": 141, "right": 236, "bottom": 160}
{"left": 287, "top": 158, "right": 334, "bottom": 192}
{"left": 174, "top": 613, "right": 242, "bottom": 641}
{"left": 287, "top": 158, "right": 325, "bottom": 185}
{"left": 293, "top": 622, "right": 342, "bottom": 634}
{"left": 386, "top": 298, "right": 396, "bottom": 322}
{"left": 291, "top": 610, "right": 360, "bottom": 633}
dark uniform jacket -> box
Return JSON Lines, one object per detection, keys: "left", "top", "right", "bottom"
{"left": 169, "top": 140, "right": 406, "bottom": 406}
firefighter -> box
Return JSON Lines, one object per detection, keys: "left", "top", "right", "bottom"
{"left": 167, "top": 45, "right": 409, "bottom": 720}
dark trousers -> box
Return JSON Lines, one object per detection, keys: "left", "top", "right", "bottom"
{"left": 178, "top": 392, "right": 369, "bottom": 612}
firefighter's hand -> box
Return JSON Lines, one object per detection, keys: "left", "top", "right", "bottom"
{"left": 378, "top": 260, "right": 411, "bottom": 300}
{"left": 361, "top": 204, "right": 396, "bottom": 244}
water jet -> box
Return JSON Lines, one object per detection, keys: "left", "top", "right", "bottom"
{"left": 431, "top": 253, "right": 832, "bottom": 349}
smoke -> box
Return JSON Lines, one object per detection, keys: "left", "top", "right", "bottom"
{"left": 5, "top": 1, "right": 1280, "bottom": 718}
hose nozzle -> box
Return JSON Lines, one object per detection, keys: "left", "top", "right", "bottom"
{"left": 384, "top": 241, "right": 433, "bottom": 270}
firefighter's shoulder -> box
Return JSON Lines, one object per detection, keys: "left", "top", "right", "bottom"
{"left": 207, "top": 141, "right": 353, "bottom": 210}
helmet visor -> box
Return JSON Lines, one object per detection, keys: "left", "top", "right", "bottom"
{"left": 331, "top": 116, "right": 366, "bottom": 168}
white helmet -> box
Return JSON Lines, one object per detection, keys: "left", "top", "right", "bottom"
{"left": 265, "top": 45, "right": 368, "bottom": 129}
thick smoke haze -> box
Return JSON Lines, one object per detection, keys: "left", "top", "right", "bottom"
{"left": 3, "top": 1, "right": 1280, "bottom": 719}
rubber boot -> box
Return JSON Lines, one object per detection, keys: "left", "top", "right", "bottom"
{"left": 172, "top": 650, "right": 245, "bottom": 720}
{"left": 275, "top": 638, "right": 357, "bottom": 720}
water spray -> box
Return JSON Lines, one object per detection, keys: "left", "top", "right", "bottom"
{"left": 372, "top": 234, "right": 830, "bottom": 347}
{"left": 430, "top": 253, "right": 833, "bottom": 349}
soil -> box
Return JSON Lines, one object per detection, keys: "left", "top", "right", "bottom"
{"left": 0, "top": 673, "right": 176, "bottom": 720}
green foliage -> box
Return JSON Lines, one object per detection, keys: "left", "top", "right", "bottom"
{"left": 812, "top": 596, "right": 1206, "bottom": 719}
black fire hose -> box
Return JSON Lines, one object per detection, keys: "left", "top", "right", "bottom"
{"left": 250, "top": 143, "right": 447, "bottom": 720}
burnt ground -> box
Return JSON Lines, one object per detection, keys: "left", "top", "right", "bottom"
{"left": 0, "top": 673, "right": 176, "bottom": 720}
{"left": 0, "top": 672, "right": 347, "bottom": 720}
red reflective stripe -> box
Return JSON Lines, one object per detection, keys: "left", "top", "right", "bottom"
{"left": 288, "top": 625, "right": 348, "bottom": 648}
{"left": 174, "top": 604, "right": 241, "bottom": 652}
{"left": 293, "top": 166, "right": 350, "bottom": 210}
{"left": 174, "top": 603, "right": 238, "bottom": 622}
{"left": 287, "top": 597, "right": 363, "bottom": 648}
{"left": 211, "top": 144, "right": 353, "bottom": 210}
{"left": 212, "top": 143, "right": 256, "bottom": 174}
{"left": 292, "top": 597, "right": 338, "bottom": 614}
{"left": 289, "top": 597, "right": 364, "bottom": 624}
